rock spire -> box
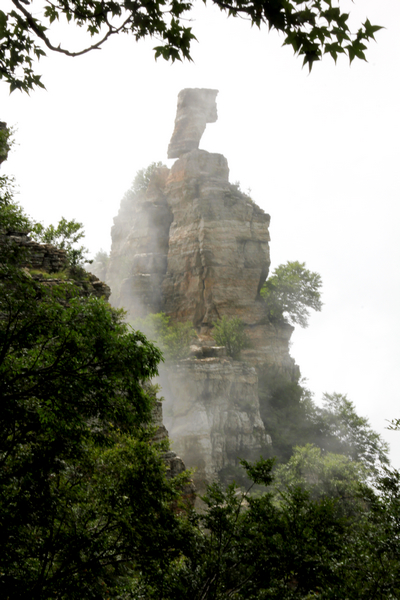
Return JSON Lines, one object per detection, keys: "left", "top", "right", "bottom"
{"left": 167, "top": 88, "right": 218, "bottom": 159}
{"left": 105, "top": 89, "right": 299, "bottom": 491}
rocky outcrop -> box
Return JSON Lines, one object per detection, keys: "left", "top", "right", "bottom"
{"left": 1, "top": 230, "right": 68, "bottom": 272}
{"left": 0, "top": 231, "right": 111, "bottom": 300}
{"left": 168, "top": 88, "right": 218, "bottom": 159}
{"left": 107, "top": 89, "right": 299, "bottom": 489}
{"left": 159, "top": 357, "right": 269, "bottom": 489}
{"left": 109, "top": 151, "right": 270, "bottom": 330}
{"left": 162, "top": 149, "right": 270, "bottom": 330}
{"left": 28, "top": 269, "right": 111, "bottom": 301}
{"left": 107, "top": 167, "right": 172, "bottom": 318}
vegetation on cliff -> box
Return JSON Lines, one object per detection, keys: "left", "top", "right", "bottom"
{"left": 130, "top": 312, "right": 196, "bottom": 361}
{"left": 261, "top": 260, "right": 323, "bottom": 328}
{"left": 135, "top": 456, "right": 400, "bottom": 599}
{"left": 258, "top": 366, "right": 390, "bottom": 469}
{"left": 31, "top": 217, "right": 92, "bottom": 269}
{"left": 213, "top": 316, "right": 250, "bottom": 358}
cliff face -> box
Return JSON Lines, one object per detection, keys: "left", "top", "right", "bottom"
{"left": 158, "top": 358, "right": 269, "bottom": 486}
{"left": 107, "top": 166, "right": 172, "bottom": 317}
{"left": 107, "top": 89, "right": 298, "bottom": 489}
{"left": 162, "top": 150, "right": 270, "bottom": 330}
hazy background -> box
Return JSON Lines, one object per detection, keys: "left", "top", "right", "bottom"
{"left": 1, "top": 0, "right": 399, "bottom": 465}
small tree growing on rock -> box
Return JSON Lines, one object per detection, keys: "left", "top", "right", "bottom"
{"left": 261, "top": 261, "right": 322, "bottom": 328}
{"left": 131, "top": 312, "right": 196, "bottom": 361}
{"left": 30, "top": 217, "right": 92, "bottom": 276}
{"left": 213, "top": 316, "right": 250, "bottom": 359}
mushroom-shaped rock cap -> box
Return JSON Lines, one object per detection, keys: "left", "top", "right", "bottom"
{"left": 167, "top": 88, "right": 218, "bottom": 159}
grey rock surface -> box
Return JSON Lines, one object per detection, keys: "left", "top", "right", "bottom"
{"left": 167, "top": 88, "right": 218, "bottom": 159}
{"left": 160, "top": 358, "right": 269, "bottom": 489}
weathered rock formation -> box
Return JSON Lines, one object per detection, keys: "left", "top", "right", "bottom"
{"left": 0, "top": 230, "right": 111, "bottom": 300}
{"left": 107, "top": 89, "right": 299, "bottom": 489}
{"left": 168, "top": 88, "right": 218, "bottom": 159}
{"left": 151, "top": 398, "right": 196, "bottom": 502}
{"left": 163, "top": 149, "right": 270, "bottom": 330}
{"left": 158, "top": 358, "right": 269, "bottom": 486}
{"left": 107, "top": 166, "right": 172, "bottom": 317}
{"left": 0, "top": 230, "right": 68, "bottom": 271}
{"left": 109, "top": 150, "right": 270, "bottom": 331}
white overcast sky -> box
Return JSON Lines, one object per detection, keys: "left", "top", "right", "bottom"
{"left": 1, "top": 0, "right": 400, "bottom": 467}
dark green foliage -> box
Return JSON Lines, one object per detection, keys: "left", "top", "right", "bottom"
{"left": 0, "top": 0, "right": 194, "bottom": 93}
{"left": 0, "top": 126, "right": 22, "bottom": 221}
{"left": 0, "top": 172, "right": 15, "bottom": 211}
{"left": 313, "top": 392, "right": 390, "bottom": 475}
{"left": 0, "top": 123, "right": 12, "bottom": 164}
{"left": 213, "top": 316, "right": 250, "bottom": 358}
{"left": 0, "top": 0, "right": 382, "bottom": 92}
{"left": 153, "top": 455, "right": 400, "bottom": 600}
{"left": 131, "top": 312, "right": 196, "bottom": 361}
{"left": 258, "top": 368, "right": 317, "bottom": 462}
{"left": 0, "top": 186, "right": 31, "bottom": 233}
{"left": 273, "top": 444, "right": 368, "bottom": 508}
{"left": 151, "top": 455, "right": 400, "bottom": 599}
{"left": 323, "top": 466, "right": 400, "bottom": 600}
{"left": 261, "top": 260, "right": 322, "bottom": 327}
{"left": 258, "top": 368, "right": 390, "bottom": 472}
{"left": 387, "top": 418, "right": 400, "bottom": 430}
{"left": 0, "top": 186, "right": 194, "bottom": 598}
{"left": 1, "top": 171, "right": 35, "bottom": 274}
{"left": 0, "top": 243, "right": 197, "bottom": 598}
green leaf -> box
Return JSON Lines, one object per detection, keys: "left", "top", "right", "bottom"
{"left": 363, "top": 18, "right": 384, "bottom": 40}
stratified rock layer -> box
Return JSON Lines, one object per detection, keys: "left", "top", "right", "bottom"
{"left": 163, "top": 150, "right": 270, "bottom": 329}
{"left": 107, "top": 167, "right": 172, "bottom": 318}
{"left": 109, "top": 152, "right": 270, "bottom": 330}
{"left": 168, "top": 88, "right": 218, "bottom": 159}
{"left": 159, "top": 357, "right": 269, "bottom": 488}
{"left": 1, "top": 230, "right": 68, "bottom": 272}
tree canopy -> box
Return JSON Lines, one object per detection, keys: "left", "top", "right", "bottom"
{"left": 31, "top": 216, "right": 92, "bottom": 268}
{"left": 213, "top": 315, "right": 250, "bottom": 359}
{"left": 1, "top": 0, "right": 382, "bottom": 92}
{"left": 261, "top": 260, "right": 323, "bottom": 328}
{"left": 315, "top": 392, "right": 390, "bottom": 475}
{"left": 257, "top": 365, "right": 390, "bottom": 470}
{"left": 150, "top": 455, "right": 400, "bottom": 599}
{"left": 0, "top": 178, "right": 194, "bottom": 597}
